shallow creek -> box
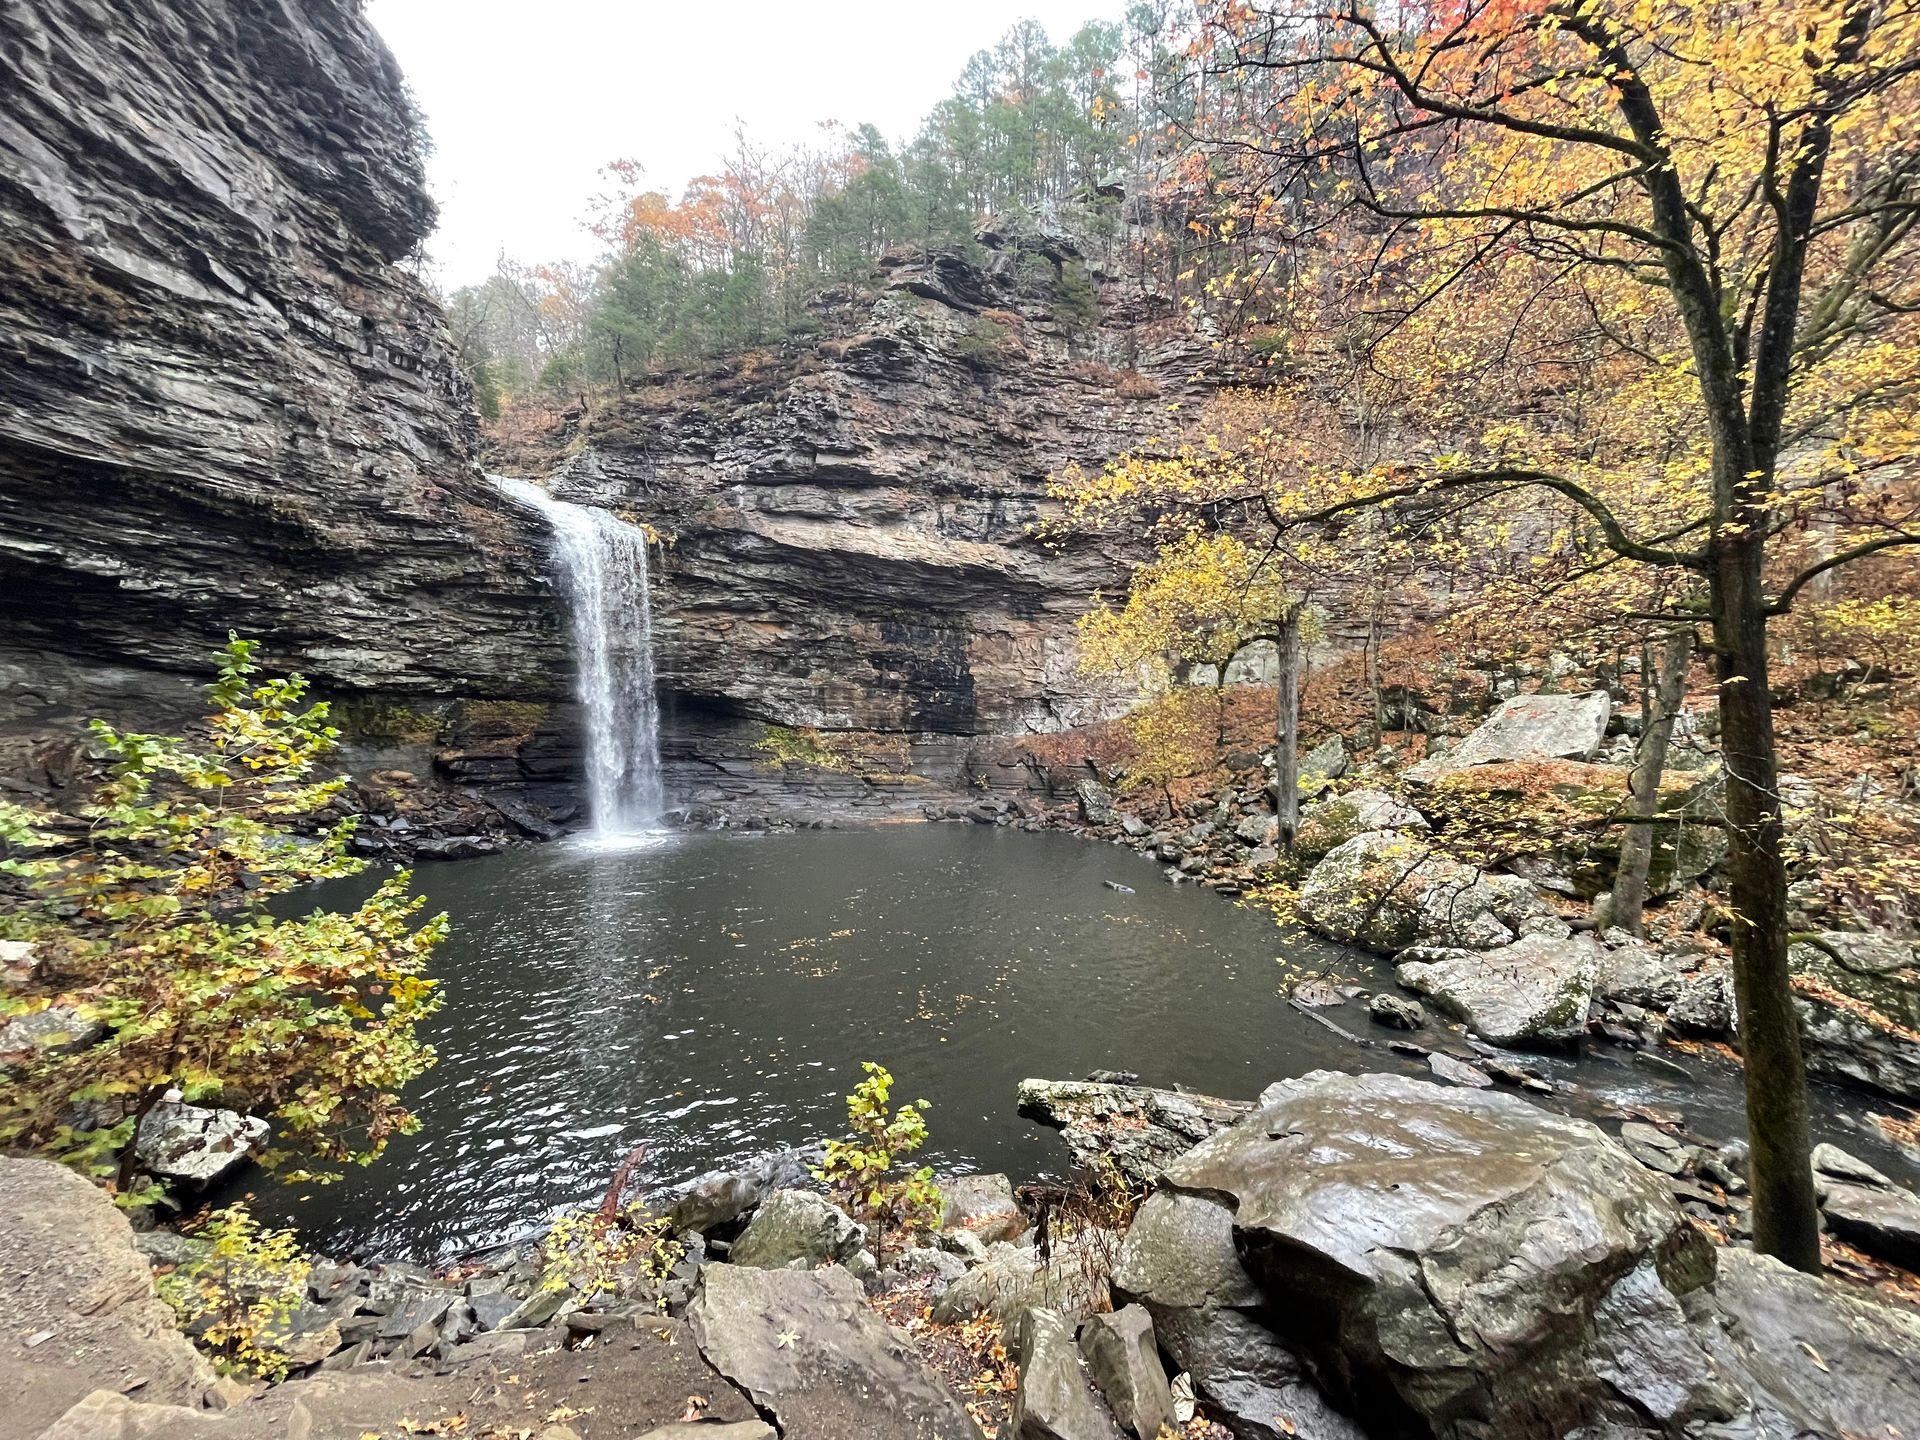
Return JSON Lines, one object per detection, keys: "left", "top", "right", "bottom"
{"left": 247, "top": 825, "right": 1916, "bottom": 1259}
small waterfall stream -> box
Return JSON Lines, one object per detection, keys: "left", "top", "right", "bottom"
{"left": 492, "top": 477, "right": 664, "bottom": 834}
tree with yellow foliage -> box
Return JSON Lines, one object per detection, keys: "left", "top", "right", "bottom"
{"left": 1119, "top": 0, "right": 1920, "bottom": 1270}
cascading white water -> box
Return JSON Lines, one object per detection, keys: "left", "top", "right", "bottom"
{"left": 492, "top": 476, "right": 664, "bottom": 834}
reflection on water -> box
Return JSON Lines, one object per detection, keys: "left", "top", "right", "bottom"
{"left": 245, "top": 825, "right": 1914, "bottom": 1260}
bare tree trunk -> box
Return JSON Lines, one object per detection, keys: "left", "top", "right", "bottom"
{"left": 1608, "top": 627, "right": 1693, "bottom": 935}
{"left": 1366, "top": 599, "right": 1385, "bottom": 744}
{"left": 1274, "top": 602, "right": 1304, "bottom": 847}
{"left": 1712, "top": 539, "right": 1820, "bottom": 1272}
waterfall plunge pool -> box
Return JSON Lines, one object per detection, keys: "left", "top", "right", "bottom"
{"left": 248, "top": 824, "right": 1918, "bottom": 1260}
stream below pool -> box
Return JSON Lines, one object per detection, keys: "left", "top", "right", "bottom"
{"left": 247, "top": 825, "right": 1917, "bottom": 1260}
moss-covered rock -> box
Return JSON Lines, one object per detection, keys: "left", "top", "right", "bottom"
{"left": 1297, "top": 829, "right": 1513, "bottom": 952}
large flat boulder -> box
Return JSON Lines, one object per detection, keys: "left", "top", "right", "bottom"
{"left": 1405, "top": 691, "right": 1611, "bottom": 782}
{"left": 0, "top": 1157, "right": 216, "bottom": 1438}
{"left": 1395, "top": 933, "right": 1600, "bottom": 1048}
{"left": 1298, "top": 831, "right": 1514, "bottom": 953}
{"left": 134, "top": 1102, "right": 268, "bottom": 1187}
{"left": 687, "top": 1263, "right": 982, "bottom": 1439}
{"left": 1160, "top": 1072, "right": 1721, "bottom": 1439}
{"left": 1811, "top": 1147, "right": 1920, "bottom": 1269}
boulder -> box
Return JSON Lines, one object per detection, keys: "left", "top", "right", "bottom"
{"left": 940, "top": 1172, "right": 1024, "bottom": 1245}
{"left": 661, "top": 1147, "right": 821, "bottom": 1234}
{"left": 1596, "top": 938, "right": 1689, "bottom": 1010}
{"left": 1426, "top": 1053, "right": 1493, "bottom": 1088}
{"left": 1667, "top": 966, "right": 1736, "bottom": 1037}
{"left": 1, "top": 1158, "right": 218, "bottom": 1438}
{"left": 134, "top": 1101, "right": 269, "bottom": 1186}
{"left": 1234, "top": 813, "right": 1278, "bottom": 848}
{"left": 687, "top": 1264, "right": 982, "bottom": 1439}
{"left": 1298, "top": 831, "right": 1514, "bottom": 953}
{"left": 1111, "top": 1187, "right": 1363, "bottom": 1440}
{"left": 1700, "top": 1248, "right": 1920, "bottom": 1439}
{"left": 1294, "top": 789, "right": 1427, "bottom": 864}
{"left": 728, "top": 1188, "right": 865, "bottom": 1271}
{"left": 1016, "top": 1078, "right": 1252, "bottom": 1187}
{"left": 1367, "top": 993, "right": 1426, "bottom": 1030}
{"left": 1404, "top": 691, "right": 1611, "bottom": 781}
{"left": 0, "top": 938, "right": 36, "bottom": 984}
{"left": 1161, "top": 1071, "right": 1719, "bottom": 1439}
{"left": 1299, "top": 737, "right": 1348, "bottom": 792}
{"left": 882, "top": 1245, "right": 969, "bottom": 1297}
{"left": 1009, "top": 1306, "right": 1121, "bottom": 1440}
{"left": 1820, "top": 1179, "right": 1920, "bottom": 1269}
{"left": 1811, "top": 1154, "right": 1920, "bottom": 1270}
{"left": 1810, "top": 1142, "right": 1889, "bottom": 1186}
{"left": 1477, "top": 873, "right": 1569, "bottom": 939}
{"left": 1076, "top": 780, "right": 1116, "bottom": 826}
{"left": 1077, "top": 1306, "right": 1176, "bottom": 1440}
{"left": 1395, "top": 933, "right": 1600, "bottom": 1047}
{"left": 1789, "top": 931, "right": 1920, "bottom": 1100}
{"left": 0, "top": 1004, "right": 102, "bottom": 1067}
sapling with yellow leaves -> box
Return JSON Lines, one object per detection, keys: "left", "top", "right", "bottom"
{"left": 814, "top": 1061, "right": 941, "bottom": 1262}
{"left": 0, "top": 637, "right": 444, "bottom": 1197}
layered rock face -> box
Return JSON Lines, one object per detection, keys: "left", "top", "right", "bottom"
{"left": 0, "top": 0, "right": 1222, "bottom": 819}
{"left": 0, "top": 0, "right": 562, "bottom": 735}
{"left": 542, "top": 242, "right": 1217, "bottom": 740}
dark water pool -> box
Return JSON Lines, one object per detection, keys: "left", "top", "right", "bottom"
{"left": 244, "top": 825, "right": 1915, "bottom": 1259}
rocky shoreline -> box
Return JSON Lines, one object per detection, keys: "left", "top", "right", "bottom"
{"left": 8, "top": 1068, "right": 1920, "bottom": 1440}
{"left": 936, "top": 685, "right": 1920, "bottom": 1120}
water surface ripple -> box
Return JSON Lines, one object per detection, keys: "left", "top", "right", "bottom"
{"left": 251, "top": 826, "right": 1913, "bottom": 1259}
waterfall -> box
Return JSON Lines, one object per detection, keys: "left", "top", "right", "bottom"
{"left": 492, "top": 477, "right": 664, "bottom": 834}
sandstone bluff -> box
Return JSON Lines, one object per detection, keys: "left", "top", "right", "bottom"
{"left": 0, "top": 0, "right": 1216, "bottom": 816}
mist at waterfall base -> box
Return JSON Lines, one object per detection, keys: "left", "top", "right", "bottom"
{"left": 492, "top": 476, "right": 663, "bottom": 835}
{"left": 248, "top": 826, "right": 1914, "bottom": 1261}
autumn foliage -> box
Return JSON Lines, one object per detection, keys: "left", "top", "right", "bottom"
{"left": 0, "top": 639, "right": 443, "bottom": 1196}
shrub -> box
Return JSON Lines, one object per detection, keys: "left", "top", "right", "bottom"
{"left": 538, "top": 1206, "right": 682, "bottom": 1304}
{"left": 757, "top": 723, "right": 853, "bottom": 773}
{"left": 1054, "top": 260, "right": 1100, "bottom": 331}
{"left": 155, "top": 1205, "right": 311, "bottom": 1380}
{"left": 814, "top": 1061, "right": 941, "bottom": 1260}
{"left": 952, "top": 315, "right": 1018, "bottom": 370}
{"left": 0, "top": 637, "right": 444, "bottom": 1196}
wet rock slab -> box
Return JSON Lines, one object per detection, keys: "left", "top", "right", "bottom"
{"left": 1159, "top": 1070, "right": 1720, "bottom": 1438}
{"left": 687, "top": 1262, "right": 983, "bottom": 1439}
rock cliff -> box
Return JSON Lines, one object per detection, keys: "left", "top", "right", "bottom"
{"left": 0, "top": 0, "right": 563, "bottom": 738}
{"left": 0, "top": 0, "right": 1226, "bottom": 822}
{"left": 538, "top": 240, "right": 1217, "bottom": 742}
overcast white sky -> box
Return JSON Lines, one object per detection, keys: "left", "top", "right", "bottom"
{"left": 367, "top": 1, "right": 1123, "bottom": 290}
